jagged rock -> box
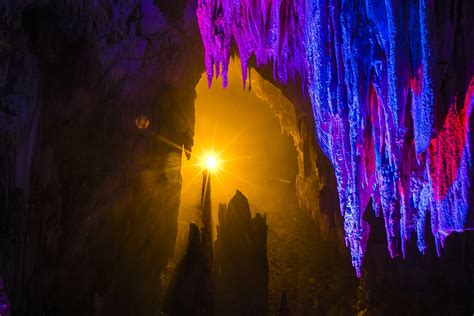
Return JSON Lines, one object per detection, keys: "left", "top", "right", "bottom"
{"left": 214, "top": 190, "right": 269, "bottom": 316}
{"left": 163, "top": 170, "right": 214, "bottom": 315}
{"left": 164, "top": 189, "right": 269, "bottom": 316}
{"left": 162, "top": 223, "right": 214, "bottom": 316}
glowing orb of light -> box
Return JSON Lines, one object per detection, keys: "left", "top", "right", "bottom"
{"left": 205, "top": 155, "right": 218, "bottom": 170}
{"left": 135, "top": 115, "right": 150, "bottom": 129}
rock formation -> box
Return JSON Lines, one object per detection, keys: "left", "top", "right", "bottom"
{"left": 163, "top": 170, "right": 214, "bottom": 316}
{"left": 214, "top": 190, "right": 269, "bottom": 316}
{"left": 0, "top": 1, "right": 203, "bottom": 314}
{"left": 162, "top": 223, "right": 214, "bottom": 316}
{"left": 164, "top": 188, "right": 268, "bottom": 316}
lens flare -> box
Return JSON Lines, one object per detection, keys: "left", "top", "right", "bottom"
{"left": 206, "top": 155, "right": 218, "bottom": 170}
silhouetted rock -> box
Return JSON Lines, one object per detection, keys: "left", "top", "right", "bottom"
{"left": 214, "top": 190, "right": 269, "bottom": 315}
{"left": 163, "top": 172, "right": 214, "bottom": 315}
{"left": 162, "top": 223, "right": 214, "bottom": 316}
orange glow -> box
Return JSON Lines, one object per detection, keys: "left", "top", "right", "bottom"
{"left": 173, "top": 57, "right": 300, "bottom": 308}
{"left": 177, "top": 57, "right": 298, "bottom": 229}
{"left": 205, "top": 155, "right": 218, "bottom": 170}
{"left": 135, "top": 115, "right": 150, "bottom": 129}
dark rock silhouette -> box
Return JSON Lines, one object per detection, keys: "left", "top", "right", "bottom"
{"left": 358, "top": 201, "right": 474, "bottom": 315}
{"left": 162, "top": 223, "right": 214, "bottom": 316}
{"left": 200, "top": 170, "right": 213, "bottom": 262}
{"left": 163, "top": 171, "right": 214, "bottom": 316}
{"left": 164, "top": 189, "right": 269, "bottom": 316}
{"left": 214, "top": 190, "right": 269, "bottom": 316}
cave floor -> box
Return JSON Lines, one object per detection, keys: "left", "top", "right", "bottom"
{"left": 256, "top": 180, "right": 320, "bottom": 314}
{"left": 164, "top": 178, "right": 329, "bottom": 314}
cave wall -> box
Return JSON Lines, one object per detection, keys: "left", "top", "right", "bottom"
{"left": 0, "top": 1, "right": 203, "bottom": 314}
{"left": 250, "top": 61, "right": 357, "bottom": 315}
{"left": 251, "top": 65, "right": 343, "bottom": 238}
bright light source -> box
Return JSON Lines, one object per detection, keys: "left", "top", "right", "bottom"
{"left": 205, "top": 155, "right": 217, "bottom": 170}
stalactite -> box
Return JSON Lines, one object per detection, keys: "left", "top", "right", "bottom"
{"left": 196, "top": 0, "right": 474, "bottom": 276}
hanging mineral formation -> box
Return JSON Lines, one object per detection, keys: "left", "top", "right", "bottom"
{"left": 196, "top": 0, "right": 474, "bottom": 276}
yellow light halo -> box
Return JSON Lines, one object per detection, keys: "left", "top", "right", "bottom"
{"left": 200, "top": 150, "right": 220, "bottom": 172}
{"left": 206, "top": 155, "right": 217, "bottom": 170}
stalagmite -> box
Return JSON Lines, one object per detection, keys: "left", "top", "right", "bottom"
{"left": 214, "top": 190, "right": 269, "bottom": 315}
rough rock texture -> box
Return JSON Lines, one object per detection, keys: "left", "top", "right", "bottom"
{"left": 0, "top": 1, "right": 203, "bottom": 314}
{"left": 214, "top": 190, "right": 269, "bottom": 316}
{"left": 162, "top": 171, "right": 214, "bottom": 316}
{"left": 357, "top": 203, "right": 474, "bottom": 315}
{"left": 251, "top": 69, "right": 321, "bottom": 227}
{"left": 196, "top": 0, "right": 474, "bottom": 276}
{"left": 250, "top": 66, "right": 359, "bottom": 314}
{"left": 1, "top": 1, "right": 347, "bottom": 314}
{"left": 164, "top": 189, "right": 268, "bottom": 316}
{"left": 162, "top": 223, "right": 214, "bottom": 316}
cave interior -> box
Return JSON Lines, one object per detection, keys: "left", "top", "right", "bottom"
{"left": 1, "top": 0, "right": 474, "bottom": 315}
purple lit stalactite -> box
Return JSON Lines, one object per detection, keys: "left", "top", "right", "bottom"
{"left": 196, "top": 0, "right": 474, "bottom": 276}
